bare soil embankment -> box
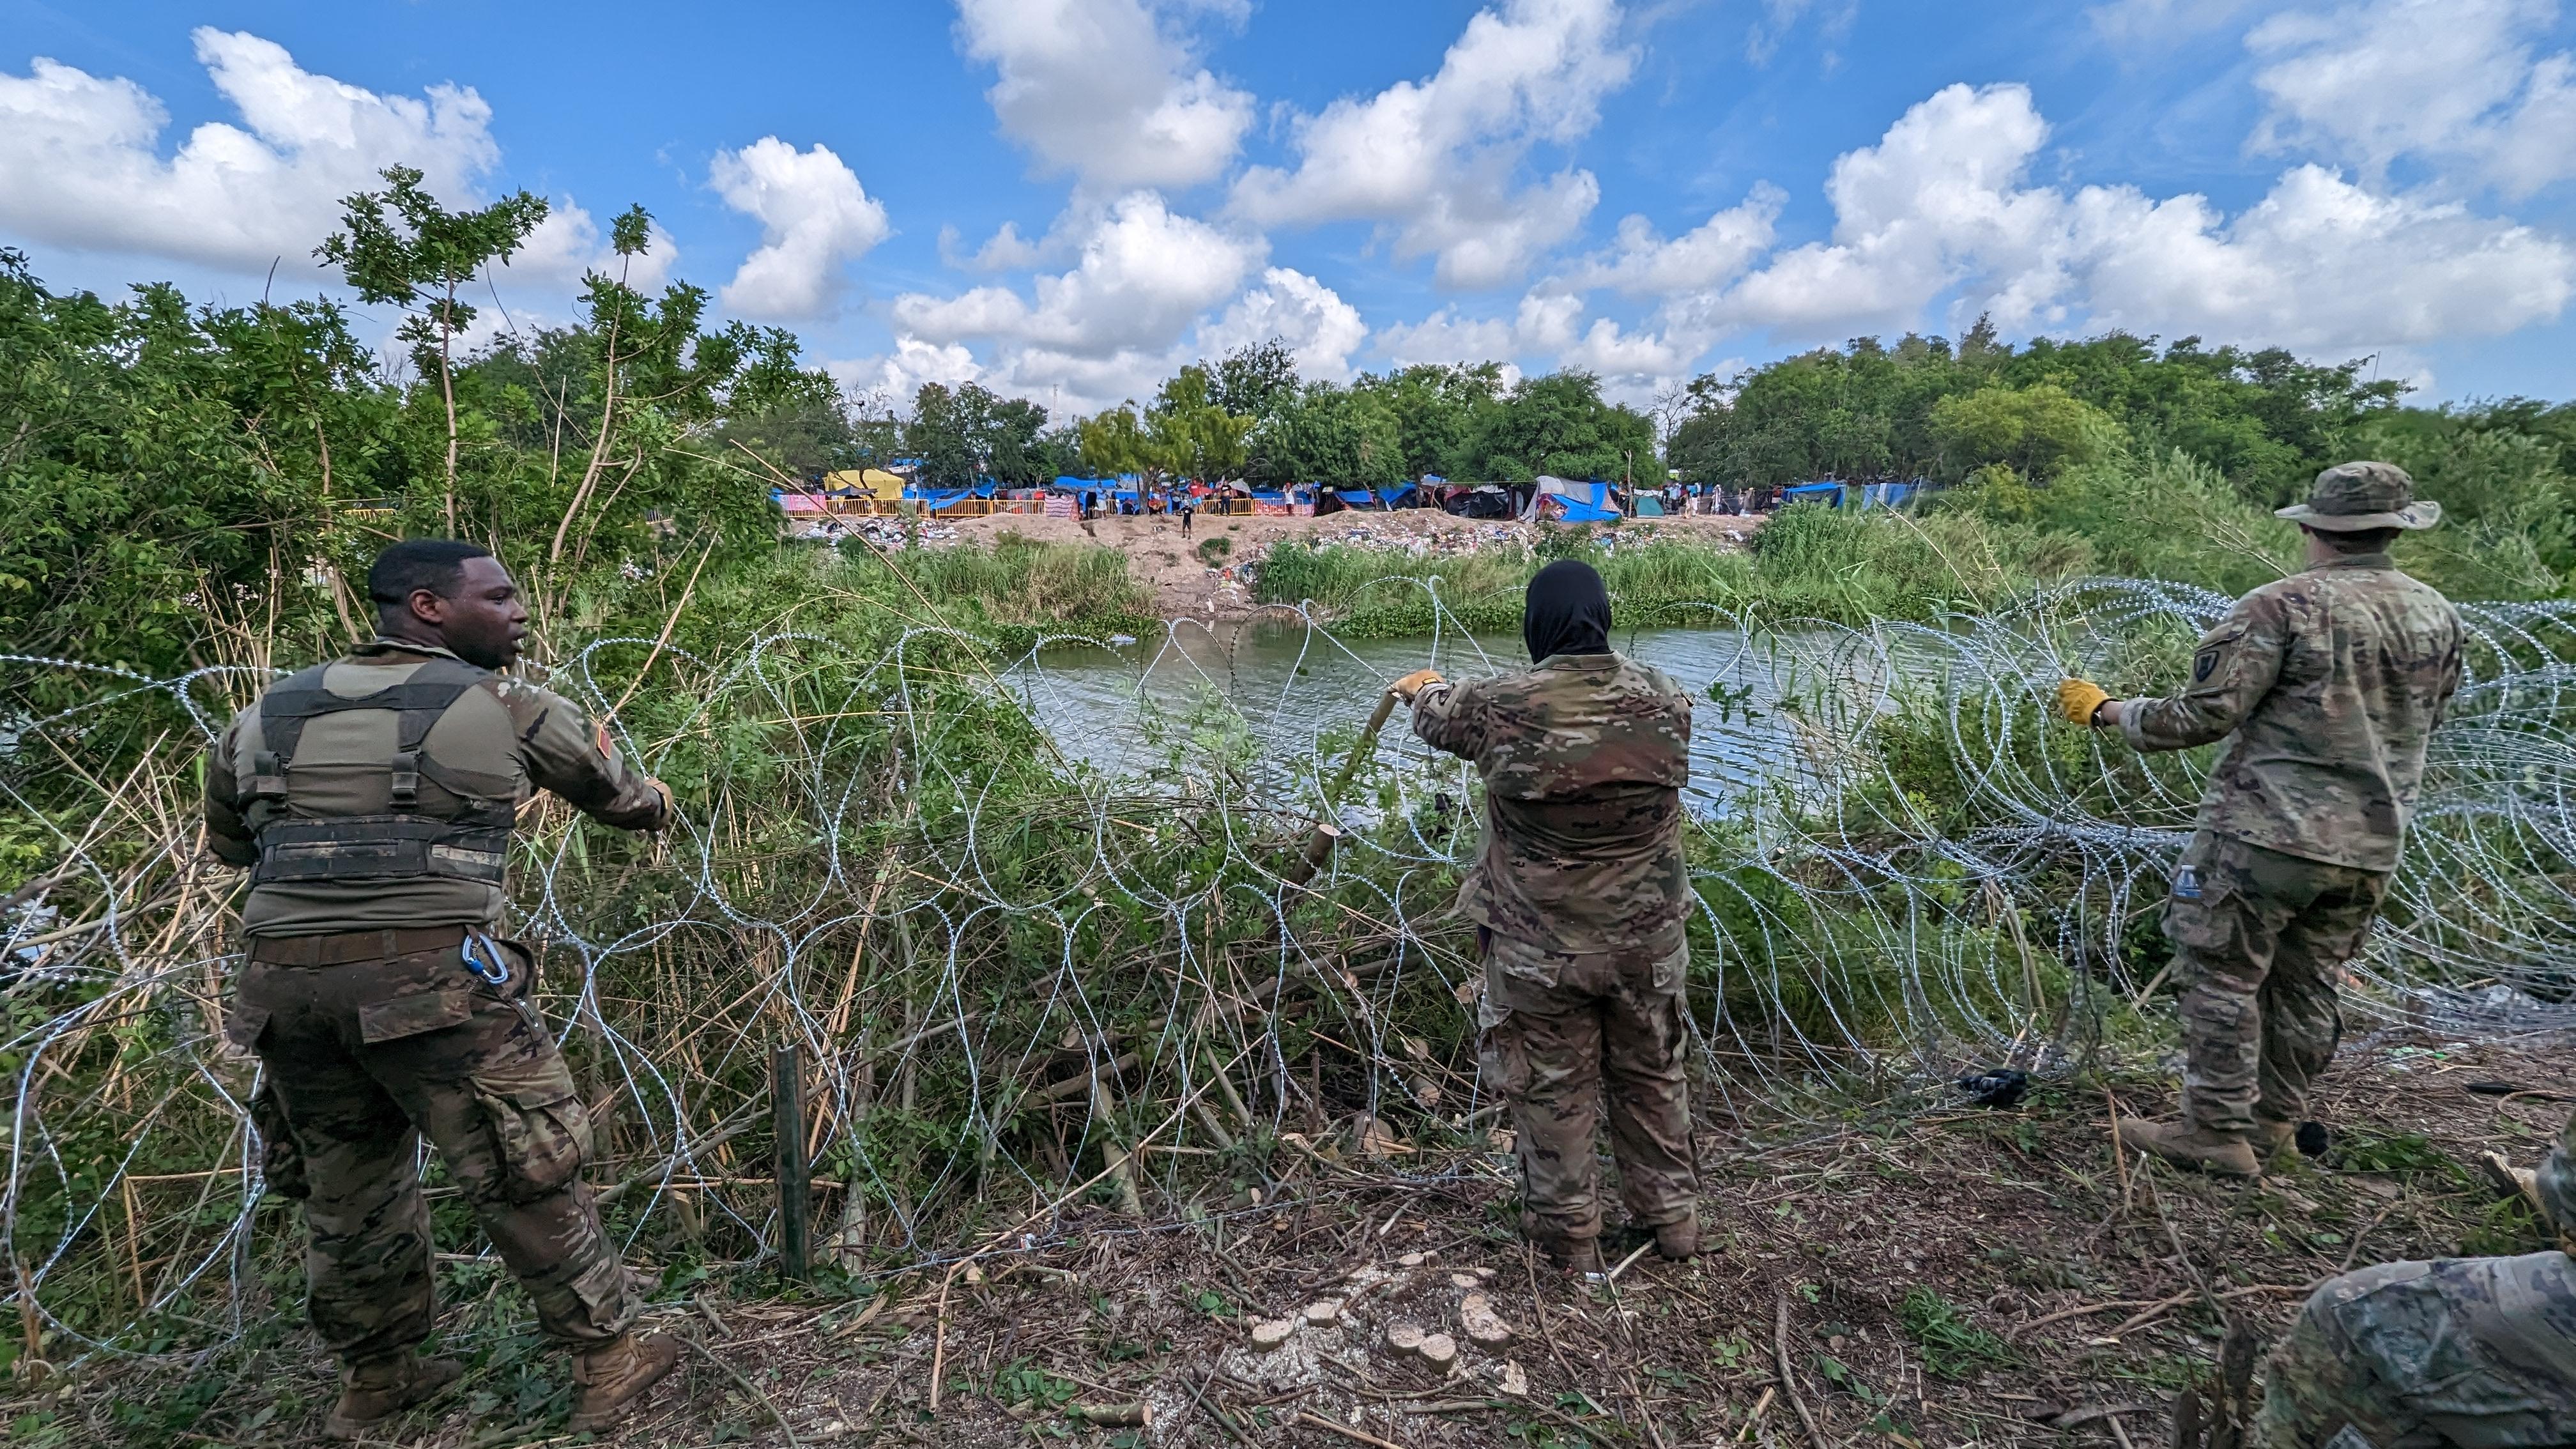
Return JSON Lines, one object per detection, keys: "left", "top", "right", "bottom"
{"left": 931, "top": 508, "right": 1770, "bottom": 621}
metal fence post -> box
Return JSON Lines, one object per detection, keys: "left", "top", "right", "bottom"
{"left": 772, "top": 1043, "right": 809, "bottom": 1281}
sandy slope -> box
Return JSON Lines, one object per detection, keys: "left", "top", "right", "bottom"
{"left": 931, "top": 506, "right": 1772, "bottom": 619}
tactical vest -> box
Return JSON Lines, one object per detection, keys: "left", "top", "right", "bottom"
{"left": 243, "top": 657, "right": 517, "bottom": 887}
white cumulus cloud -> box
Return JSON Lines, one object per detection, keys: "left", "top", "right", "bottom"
{"left": 954, "top": 0, "right": 1254, "bottom": 191}
{"left": 1230, "top": 0, "right": 1636, "bottom": 288}
{"left": 1377, "top": 287, "right": 1692, "bottom": 397}
{"left": 1671, "top": 82, "right": 2575, "bottom": 359}
{"left": 895, "top": 192, "right": 1261, "bottom": 356}
{"left": 1199, "top": 267, "right": 1368, "bottom": 380}
{"left": 1580, "top": 185, "right": 1786, "bottom": 296}
{"left": 829, "top": 336, "right": 985, "bottom": 411}
{"left": 891, "top": 192, "right": 1265, "bottom": 412}
{"left": 711, "top": 138, "right": 891, "bottom": 322}
{"left": 0, "top": 29, "right": 498, "bottom": 272}
{"left": 2250, "top": 0, "right": 2576, "bottom": 197}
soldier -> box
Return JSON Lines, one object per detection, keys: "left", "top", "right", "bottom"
{"left": 204, "top": 540, "right": 680, "bottom": 1439}
{"left": 2258, "top": 1098, "right": 2576, "bottom": 1445}
{"left": 2055, "top": 463, "right": 2462, "bottom": 1176}
{"left": 1395, "top": 558, "right": 1700, "bottom": 1273}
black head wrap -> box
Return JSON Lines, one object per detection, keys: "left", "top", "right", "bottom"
{"left": 1522, "top": 558, "right": 1613, "bottom": 663}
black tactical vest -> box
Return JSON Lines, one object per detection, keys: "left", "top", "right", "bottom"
{"left": 243, "top": 657, "right": 518, "bottom": 886}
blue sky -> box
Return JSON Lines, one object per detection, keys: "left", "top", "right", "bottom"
{"left": 3, "top": 0, "right": 2571, "bottom": 414}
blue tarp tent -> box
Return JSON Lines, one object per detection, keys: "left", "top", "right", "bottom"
{"left": 1783, "top": 482, "right": 1844, "bottom": 507}
{"left": 1335, "top": 489, "right": 1379, "bottom": 508}
{"left": 1377, "top": 484, "right": 1416, "bottom": 509}
{"left": 1537, "top": 477, "right": 1620, "bottom": 521}
{"left": 1853, "top": 481, "right": 1915, "bottom": 510}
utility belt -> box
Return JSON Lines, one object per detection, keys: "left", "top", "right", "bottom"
{"left": 247, "top": 924, "right": 473, "bottom": 965}
{"left": 249, "top": 815, "right": 512, "bottom": 887}
{"left": 247, "top": 923, "right": 516, "bottom": 984}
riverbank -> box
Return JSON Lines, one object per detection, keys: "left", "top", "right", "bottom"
{"left": 915, "top": 506, "right": 1767, "bottom": 621}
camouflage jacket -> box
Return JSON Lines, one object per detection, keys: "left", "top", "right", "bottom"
{"left": 1411, "top": 652, "right": 1694, "bottom": 954}
{"left": 2115, "top": 553, "right": 2461, "bottom": 873}
{"left": 205, "top": 640, "right": 666, "bottom": 937}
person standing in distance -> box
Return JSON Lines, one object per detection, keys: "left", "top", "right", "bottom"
{"left": 2055, "top": 463, "right": 2462, "bottom": 1176}
{"left": 1393, "top": 559, "right": 1701, "bottom": 1273}
{"left": 204, "top": 540, "right": 681, "bottom": 1439}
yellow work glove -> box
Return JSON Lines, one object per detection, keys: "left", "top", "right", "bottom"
{"left": 1390, "top": 668, "right": 1446, "bottom": 703}
{"left": 2053, "top": 677, "right": 2111, "bottom": 726}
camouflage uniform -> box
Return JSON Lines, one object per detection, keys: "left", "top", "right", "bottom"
{"left": 205, "top": 639, "right": 667, "bottom": 1363}
{"left": 2113, "top": 551, "right": 2460, "bottom": 1138}
{"left": 2259, "top": 1107, "right": 2576, "bottom": 1446}
{"left": 1413, "top": 652, "right": 1698, "bottom": 1246}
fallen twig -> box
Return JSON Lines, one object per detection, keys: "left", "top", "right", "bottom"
{"left": 1296, "top": 1409, "right": 1409, "bottom": 1449}
{"left": 1774, "top": 1291, "right": 1823, "bottom": 1448}
{"left": 678, "top": 1335, "right": 803, "bottom": 1449}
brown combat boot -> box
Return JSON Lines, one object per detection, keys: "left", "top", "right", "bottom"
{"left": 2115, "top": 1117, "right": 2259, "bottom": 1177}
{"left": 565, "top": 1332, "right": 682, "bottom": 1434}
{"left": 1653, "top": 1215, "right": 1699, "bottom": 1261}
{"left": 1537, "top": 1236, "right": 1607, "bottom": 1275}
{"left": 322, "top": 1349, "right": 462, "bottom": 1441}
{"left": 2480, "top": 1152, "right": 2551, "bottom": 1224}
{"left": 2254, "top": 1117, "right": 2297, "bottom": 1163}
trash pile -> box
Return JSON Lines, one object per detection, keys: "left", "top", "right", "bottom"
{"left": 1296, "top": 519, "right": 1721, "bottom": 556}
{"left": 793, "top": 516, "right": 966, "bottom": 549}
{"left": 1223, "top": 1248, "right": 1532, "bottom": 1439}
{"left": 1305, "top": 521, "right": 1537, "bottom": 556}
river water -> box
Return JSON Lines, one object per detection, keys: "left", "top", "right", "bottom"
{"left": 1005, "top": 618, "right": 1866, "bottom": 809}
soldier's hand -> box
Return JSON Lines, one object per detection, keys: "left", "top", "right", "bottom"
{"left": 2053, "top": 677, "right": 2112, "bottom": 726}
{"left": 1390, "top": 668, "right": 1445, "bottom": 703}
{"left": 647, "top": 778, "right": 675, "bottom": 827}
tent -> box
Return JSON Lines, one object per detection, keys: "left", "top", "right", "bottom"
{"left": 1443, "top": 485, "right": 1513, "bottom": 519}
{"left": 825, "top": 468, "right": 906, "bottom": 500}
{"left": 1853, "top": 481, "right": 1916, "bottom": 510}
{"left": 1782, "top": 481, "right": 1844, "bottom": 507}
{"left": 1529, "top": 476, "right": 1620, "bottom": 522}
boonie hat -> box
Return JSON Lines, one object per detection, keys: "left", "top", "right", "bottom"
{"left": 2275, "top": 461, "right": 2441, "bottom": 531}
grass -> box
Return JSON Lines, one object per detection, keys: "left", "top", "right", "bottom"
{"left": 1900, "top": 1287, "right": 2016, "bottom": 1379}
{"left": 887, "top": 529, "right": 1152, "bottom": 635}
{"left": 1255, "top": 504, "right": 2078, "bottom": 634}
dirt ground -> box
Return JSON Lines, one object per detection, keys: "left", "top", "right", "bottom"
{"left": 36, "top": 1027, "right": 2576, "bottom": 1447}
{"left": 930, "top": 506, "right": 1770, "bottom": 620}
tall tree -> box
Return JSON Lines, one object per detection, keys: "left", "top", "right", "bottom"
{"left": 1464, "top": 371, "right": 1654, "bottom": 484}
{"left": 1353, "top": 363, "right": 1506, "bottom": 480}
{"left": 1250, "top": 383, "right": 1404, "bottom": 488}
{"left": 1210, "top": 339, "right": 1301, "bottom": 422}
{"left": 315, "top": 165, "right": 549, "bottom": 532}
{"left": 1149, "top": 365, "right": 1254, "bottom": 481}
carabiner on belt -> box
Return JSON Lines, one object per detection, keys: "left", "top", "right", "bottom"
{"left": 461, "top": 929, "right": 512, "bottom": 988}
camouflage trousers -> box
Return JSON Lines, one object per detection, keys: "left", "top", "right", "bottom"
{"left": 1477, "top": 927, "right": 1698, "bottom": 1245}
{"left": 2164, "top": 831, "right": 2388, "bottom": 1138}
{"left": 2259, "top": 1254, "right": 2576, "bottom": 1447}
{"left": 231, "top": 927, "right": 636, "bottom": 1365}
